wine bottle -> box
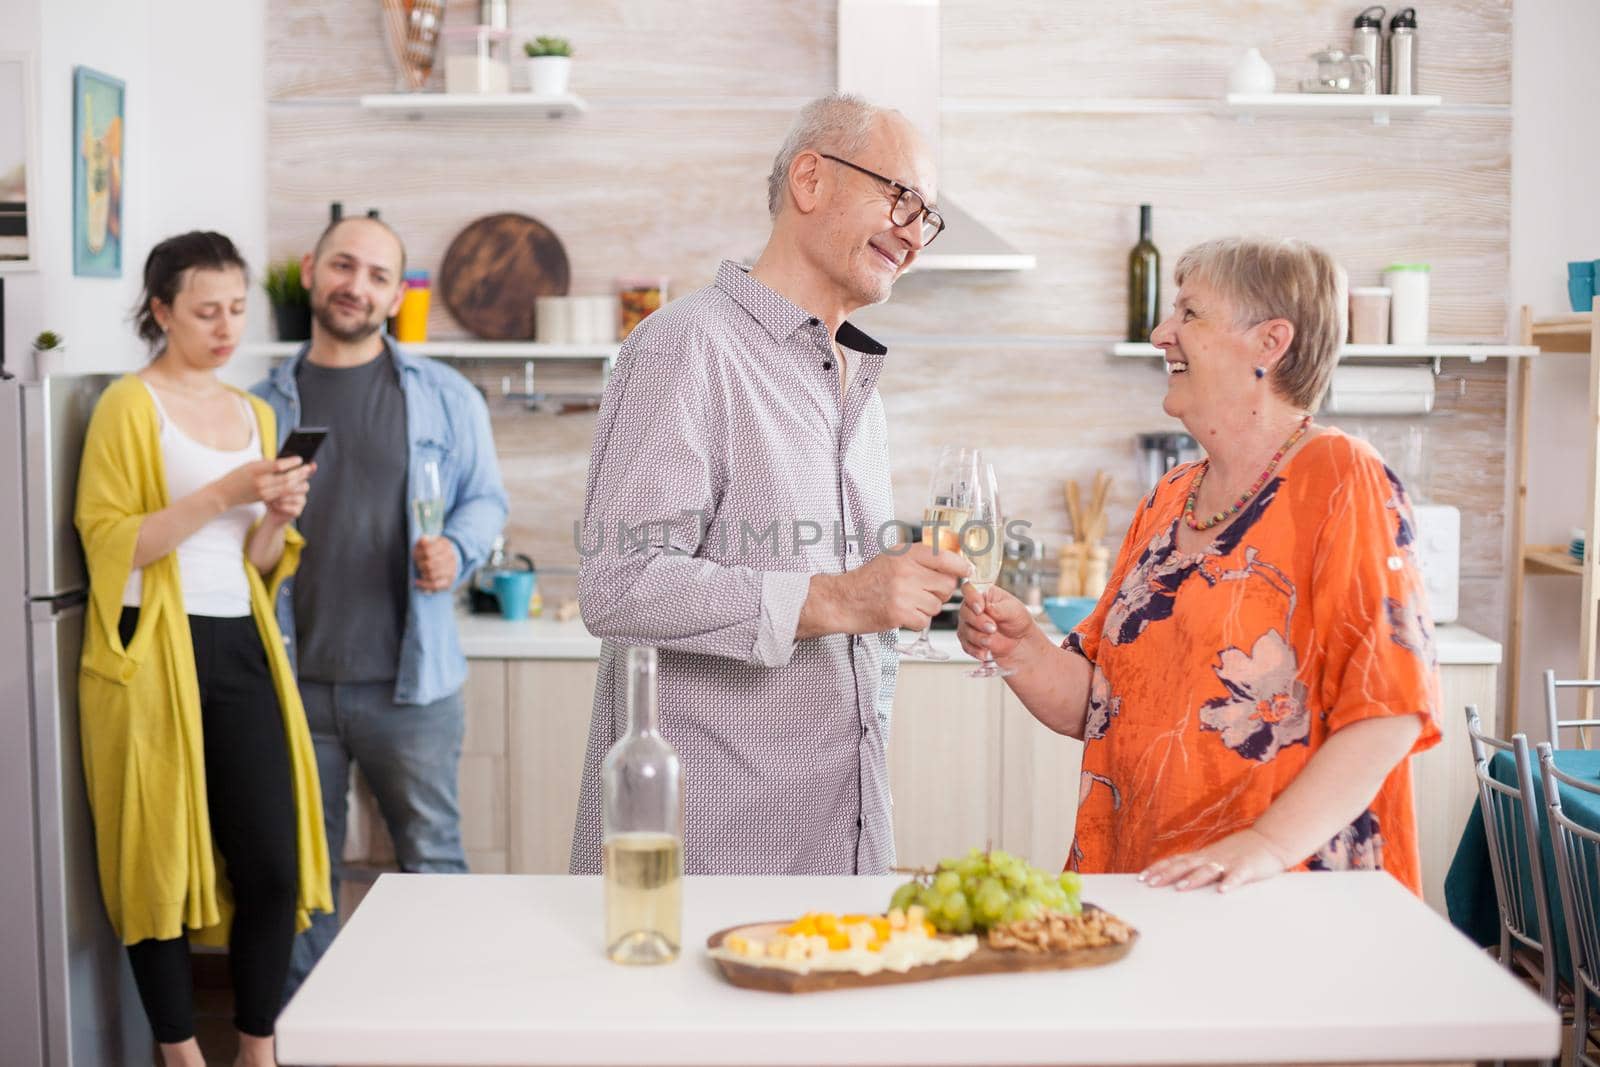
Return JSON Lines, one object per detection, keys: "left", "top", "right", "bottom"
{"left": 602, "top": 646, "right": 683, "bottom": 965}
{"left": 1127, "top": 204, "right": 1160, "bottom": 343}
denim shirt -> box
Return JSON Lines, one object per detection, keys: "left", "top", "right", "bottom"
{"left": 252, "top": 339, "right": 509, "bottom": 705}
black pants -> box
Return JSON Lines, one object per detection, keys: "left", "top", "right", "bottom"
{"left": 120, "top": 609, "right": 299, "bottom": 1043}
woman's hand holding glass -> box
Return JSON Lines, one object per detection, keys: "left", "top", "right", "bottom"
{"left": 957, "top": 583, "right": 1040, "bottom": 670}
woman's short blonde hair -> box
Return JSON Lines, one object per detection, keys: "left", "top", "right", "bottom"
{"left": 1173, "top": 237, "right": 1347, "bottom": 412}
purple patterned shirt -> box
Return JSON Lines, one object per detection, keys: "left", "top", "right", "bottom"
{"left": 569, "top": 261, "right": 901, "bottom": 876}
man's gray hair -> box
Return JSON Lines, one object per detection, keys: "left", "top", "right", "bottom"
{"left": 766, "top": 93, "right": 886, "bottom": 218}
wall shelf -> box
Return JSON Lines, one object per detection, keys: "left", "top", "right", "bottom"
{"left": 1531, "top": 312, "right": 1596, "bottom": 354}
{"left": 241, "top": 341, "right": 618, "bottom": 361}
{"left": 357, "top": 92, "right": 587, "bottom": 118}
{"left": 1524, "top": 546, "right": 1584, "bottom": 578}
{"left": 1112, "top": 342, "right": 1538, "bottom": 362}
{"left": 1222, "top": 93, "right": 1442, "bottom": 126}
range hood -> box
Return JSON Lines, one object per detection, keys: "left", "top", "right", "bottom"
{"left": 838, "top": 0, "right": 1035, "bottom": 272}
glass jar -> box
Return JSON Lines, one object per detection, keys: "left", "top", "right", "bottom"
{"left": 617, "top": 276, "right": 668, "bottom": 339}
{"left": 441, "top": 26, "right": 511, "bottom": 94}
{"left": 394, "top": 270, "right": 431, "bottom": 343}
{"left": 602, "top": 647, "right": 683, "bottom": 964}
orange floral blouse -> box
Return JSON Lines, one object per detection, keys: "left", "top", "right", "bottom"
{"left": 1067, "top": 430, "right": 1442, "bottom": 894}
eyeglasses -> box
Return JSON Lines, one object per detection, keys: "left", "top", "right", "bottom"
{"left": 819, "top": 153, "right": 945, "bottom": 247}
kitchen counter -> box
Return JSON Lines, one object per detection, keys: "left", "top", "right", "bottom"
{"left": 459, "top": 612, "right": 1504, "bottom": 666}
{"left": 275, "top": 872, "right": 1555, "bottom": 1066}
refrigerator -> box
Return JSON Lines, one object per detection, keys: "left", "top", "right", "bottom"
{"left": 0, "top": 374, "right": 146, "bottom": 1065}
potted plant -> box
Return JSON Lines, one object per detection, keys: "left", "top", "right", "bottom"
{"left": 264, "top": 259, "right": 312, "bottom": 342}
{"left": 523, "top": 36, "right": 572, "bottom": 97}
{"left": 31, "top": 331, "right": 64, "bottom": 380}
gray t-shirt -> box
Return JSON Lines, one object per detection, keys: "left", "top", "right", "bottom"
{"left": 293, "top": 352, "right": 410, "bottom": 683}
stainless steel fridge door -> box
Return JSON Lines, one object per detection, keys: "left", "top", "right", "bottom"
{"left": 23, "top": 375, "right": 116, "bottom": 599}
{"left": 30, "top": 596, "right": 144, "bottom": 1066}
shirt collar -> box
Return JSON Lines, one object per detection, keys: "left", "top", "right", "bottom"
{"left": 714, "top": 260, "right": 888, "bottom": 356}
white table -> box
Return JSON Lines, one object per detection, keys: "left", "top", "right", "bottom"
{"left": 276, "top": 873, "right": 1557, "bottom": 1066}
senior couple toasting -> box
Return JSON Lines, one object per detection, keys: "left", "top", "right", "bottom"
{"left": 570, "top": 90, "right": 1440, "bottom": 892}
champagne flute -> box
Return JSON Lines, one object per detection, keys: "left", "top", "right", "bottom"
{"left": 964, "top": 462, "right": 1014, "bottom": 679}
{"left": 895, "top": 445, "right": 980, "bottom": 661}
{"left": 412, "top": 458, "right": 445, "bottom": 537}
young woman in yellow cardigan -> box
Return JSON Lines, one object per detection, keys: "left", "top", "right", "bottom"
{"left": 76, "top": 232, "right": 332, "bottom": 1067}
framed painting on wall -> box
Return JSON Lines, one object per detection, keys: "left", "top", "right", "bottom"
{"left": 0, "top": 52, "right": 40, "bottom": 272}
{"left": 72, "top": 65, "right": 123, "bottom": 278}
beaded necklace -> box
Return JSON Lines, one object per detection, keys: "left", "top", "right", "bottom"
{"left": 1183, "top": 415, "right": 1312, "bottom": 532}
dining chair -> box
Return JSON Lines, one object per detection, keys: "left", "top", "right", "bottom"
{"left": 1469, "top": 704, "right": 1559, "bottom": 1002}
{"left": 1545, "top": 669, "right": 1600, "bottom": 751}
{"left": 1541, "top": 742, "right": 1600, "bottom": 1067}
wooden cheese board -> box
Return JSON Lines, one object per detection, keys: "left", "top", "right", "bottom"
{"left": 705, "top": 905, "right": 1137, "bottom": 994}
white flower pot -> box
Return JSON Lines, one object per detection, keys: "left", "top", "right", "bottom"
{"left": 528, "top": 55, "right": 571, "bottom": 97}
{"left": 33, "top": 346, "right": 63, "bottom": 380}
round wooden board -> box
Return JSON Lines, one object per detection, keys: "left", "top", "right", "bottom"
{"left": 438, "top": 212, "right": 571, "bottom": 340}
{"left": 704, "top": 905, "right": 1137, "bottom": 994}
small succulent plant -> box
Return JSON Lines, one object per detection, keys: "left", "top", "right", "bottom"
{"left": 524, "top": 36, "right": 572, "bottom": 58}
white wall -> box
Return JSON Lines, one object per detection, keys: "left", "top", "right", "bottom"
{"left": 0, "top": 0, "right": 269, "bottom": 386}
{"left": 1509, "top": 0, "right": 1600, "bottom": 734}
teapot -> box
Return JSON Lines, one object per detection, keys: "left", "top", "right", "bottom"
{"left": 1299, "top": 47, "right": 1374, "bottom": 94}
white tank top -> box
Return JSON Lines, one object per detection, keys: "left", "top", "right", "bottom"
{"left": 122, "top": 380, "right": 267, "bottom": 617}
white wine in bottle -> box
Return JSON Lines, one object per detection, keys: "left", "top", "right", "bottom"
{"left": 604, "top": 832, "right": 682, "bottom": 963}
{"left": 601, "top": 647, "right": 683, "bottom": 965}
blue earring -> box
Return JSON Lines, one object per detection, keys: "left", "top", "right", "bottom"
{"left": 1254, "top": 366, "right": 1266, "bottom": 379}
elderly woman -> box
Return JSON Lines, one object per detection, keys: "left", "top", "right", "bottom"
{"left": 959, "top": 237, "right": 1441, "bottom": 895}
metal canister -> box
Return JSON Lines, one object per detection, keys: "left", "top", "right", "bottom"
{"left": 1351, "top": 6, "right": 1385, "bottom": 95}
{"left": 478, "top": 0, "right": 508, "bottom": 29}
{"left": 1389, "top": 7, "right": 1418, "bottom": 95}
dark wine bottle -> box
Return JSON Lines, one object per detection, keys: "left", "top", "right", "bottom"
{"left": 329, "top": 201, "right": 343, "bottom": 223}
{"left": 1127, "top": 204, "right": 1160, "bottom": 343}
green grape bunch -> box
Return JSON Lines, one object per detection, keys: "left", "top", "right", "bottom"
{"left": 888, "top": 849, "right": 1083, "bottom": 935}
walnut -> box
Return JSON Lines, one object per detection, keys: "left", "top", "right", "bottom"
{"left": 986, "top": 907, "right": 1135, "bottom": 954}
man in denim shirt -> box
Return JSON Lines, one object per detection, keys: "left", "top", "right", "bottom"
{"left": 253, "top": 217, "right": 507, "bottom": 999}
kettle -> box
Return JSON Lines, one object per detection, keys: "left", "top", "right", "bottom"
{"left": 1299, "top": 47, "right": 1375, "bottom": 94}
{"left": 470, "top": 536, "right": 536, "bottom": 614}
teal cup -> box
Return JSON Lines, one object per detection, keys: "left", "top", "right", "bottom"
{"left": 1570, "top": 261, "right": 1596, "bottom": 314}
{"left": 493, "top": 571, "right": 536, "bottom": 620}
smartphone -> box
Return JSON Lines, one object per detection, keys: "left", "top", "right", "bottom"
{"left": 278, "top": 427, "right": 328, "bottom": 466}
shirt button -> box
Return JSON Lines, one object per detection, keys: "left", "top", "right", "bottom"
{"left": 807, "top": 317, "right": 820, "bottom": 327}
{"left": 854, "top": 635, "right": 866, "bottom": 648}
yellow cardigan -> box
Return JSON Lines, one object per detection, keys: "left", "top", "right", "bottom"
{"left": 75, "top": 374, "right": 331, "bottom": 947}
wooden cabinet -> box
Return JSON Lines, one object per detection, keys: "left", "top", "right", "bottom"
{"left": 883, "top": 663, "right": 1003, "bottom": 870}
{"left": 506, "top": 659, "right": 597, "bottom": 874}
{"left": 1412, "top": 662, "right": 1497, "bottom": 914}
{"left": 997, "top": 689, "right": 1084, "bottom": 872}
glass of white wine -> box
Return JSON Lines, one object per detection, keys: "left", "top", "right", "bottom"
{"left": 894, "top": 445, "right": 980, "bottom": 661}
{"left": 964, "top": 462, "right": 1014, "bottom": 680}
{"left": 412, "top": 458, "right": 445, "bottom": 537}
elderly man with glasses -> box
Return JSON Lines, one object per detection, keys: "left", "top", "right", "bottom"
{"left": 569, "top": 92, "right": 964, "bottom": 877}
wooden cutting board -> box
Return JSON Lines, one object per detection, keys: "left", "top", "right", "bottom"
{"left": 438, "top": 212, "right": 570, "bottom": 340}
{"left": 705, "top": 905, "right": 1137, "bottom": 994}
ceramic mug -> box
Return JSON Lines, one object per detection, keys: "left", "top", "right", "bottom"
{"left": 1570, "top": 261, "right": 1596, "bottom": 314}
{"left": 493, "top": 570, "right": 536, "bottom": 620}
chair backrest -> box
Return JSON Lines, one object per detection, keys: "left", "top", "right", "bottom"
{"left": 1466, "top": 704, "right": 1556, "bottom": 996}
{"left": 1540, "top": 742, "right": 1600, "bottom": 1007}
{"left": 1544, "top": 668, "right": 1600, "bottom": 751}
